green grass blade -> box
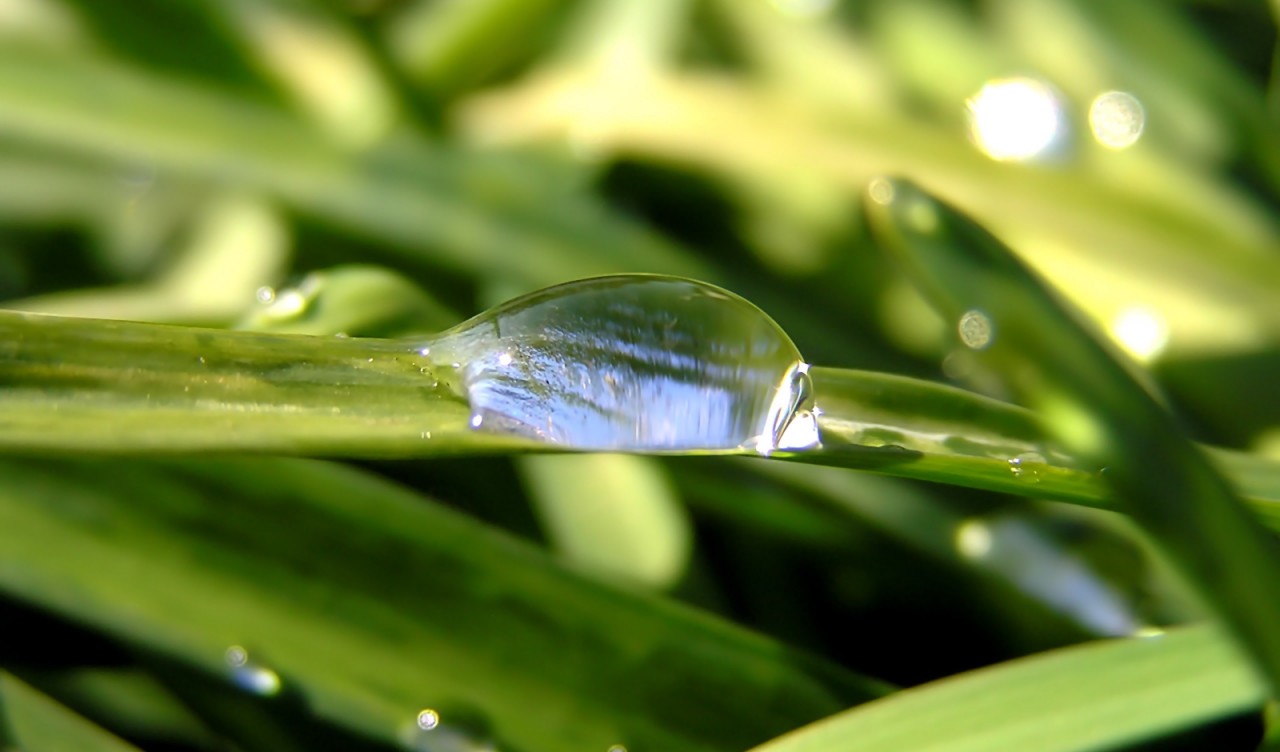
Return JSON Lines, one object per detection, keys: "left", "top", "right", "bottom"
{"left": 864, "top": 177, "right": 1280, "bottom": 694}
{"left": 1, "top": 672, "right": 144, "bottom": 752}
{"left": 6, "top": 306, "right": 1280, "bottom": 533}
{"left": 0, "top": 457, "right": 888, "bottom": 752}
{"left": 750, "top": 625, "right": 1263, "bottom": 752}
{"left": 0, "top": 45, "right": 706, "bottom": 287}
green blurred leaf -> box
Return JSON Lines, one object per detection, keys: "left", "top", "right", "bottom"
{"left": 1, "top": 672, "right": 144, "bottom": 752}
{"left": 864, "top": 177, "right": 1280, "bottom": 693}
{"left": 0, "top": 457, "right": 887, "bottom": 752}
{"left": 750, "top": 625, "right": 1263, "bottom": 752}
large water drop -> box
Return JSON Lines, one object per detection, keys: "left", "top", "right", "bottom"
{"left": 418, "top": 276, "right": 819, "bottom": 455}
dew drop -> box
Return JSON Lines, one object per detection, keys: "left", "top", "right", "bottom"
{"left": 421, "top": 276, "right": 821, "bottom": 455}
{"left": 1007, "top": 452, "right": 1044, "bottom": 483}
{"left": 255, "top": 285, "right": 277, "bottom": 305}
{"left": 417, "top": 709, "right": 440, "bottom": 730}
{"left": 224, "top": 645, "right": 281, "bottom": 696}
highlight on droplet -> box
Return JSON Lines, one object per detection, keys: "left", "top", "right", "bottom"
{"left": 966, "top": 77, "right": 1064, "bottom": 162}
{"left": 1088, "top": 91, "right": 1145, "bottom": 150}
{"left": 224, "top": 645, "right": 282, "bottom": 696}
{"left": 417, "top": 709, "right": 440, "bottom": 731}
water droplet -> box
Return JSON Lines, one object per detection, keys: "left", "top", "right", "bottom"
{"left": 607, "top": 746, "right": 628, "bottom": 752}
{"left": 1089, "top": 91, "right": 1144, "bottom": 150}
{"left": 958, "top": 310, "right": 993, "bottom": 350}
{"left": 967, "top": 77, "right": 1064, "bottom": 162}
{"left": 224, "top": 645, "right": 281, "bottom": 696}
{"left": 334, "top": 332, "right": 350, "bottom": 338}
{"left": 256, "top": 286, "right": 277, "bottom": 304}
{"left": 421, "top": 276, "right": 820, "bottom": 455}
{"left": 1007, "top": 452, "right": 1044, "bottom": 483}
{"left": 418, "top": 346, "right": 431, "bottom": 357}
{"left": 417, "top": 709, "right": 440, "bottom": 730}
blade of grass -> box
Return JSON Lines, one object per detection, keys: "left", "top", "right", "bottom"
{"left": 863, "top": 177, "right": 1280, "bottom": 694}
{"left": 1, "top": 672, "right": 145, "bottom": 752}
{"left": 0, "top": 457, "right": 889, "bottom": 752}
{"left": 0, "top": 44, "right": 708, "bottom": 288}
{"left": 750, "top": 625, "right": 1263, "bottom": 752}
{"left": 5, "top": 308, "right": 1280, "bottom": 531}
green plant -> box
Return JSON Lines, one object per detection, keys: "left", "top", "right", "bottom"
{"left": 1, "top": 1, "right": 1279, "bottom": 751}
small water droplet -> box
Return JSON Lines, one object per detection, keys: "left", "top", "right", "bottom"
{"left": 958, "top": 310, "right": 993, "bottom": 350}
{"left": 417, "top": 709, "right": 440, "bottom": 730}
{"left": 256, "top": 286, "right": 276, "bottom": 304}
{"left": 607, "top": 745, "right": 628, "bottom": 752}
{"left": 418, "top": 346, "right": 431, "bottom": 357}
{"left": 224, "top": 645, "right": 281, "bottom": 696}
{"left": 198, "top": 356, "right": 207, "bottom": 365}
{"left": 1007, "top": 452, "right": 1044, "bottom": 483}
{"left": 334, "top": 332, "right": 350, "bottom": 338}
{"left": 367, "top": 357, "right": 374, "bottom": 363}
{"left": 421, "top": 276, "right": 820, "bottom": 455}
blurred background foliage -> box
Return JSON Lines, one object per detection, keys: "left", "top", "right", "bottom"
{"left": 0, "top": 0, "right": 1279, "bottom": 750}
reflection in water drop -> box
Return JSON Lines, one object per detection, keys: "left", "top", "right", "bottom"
{"left": 1109, "top": 306, "right": 1168, "bottom": 362}
{"left": 957, "top": 310, "right": 993, "bottom": 350}
{"left": 1089, "top": 91, "right": 1144, "bottom": 150}
{"left": 225, "top": 645, "right": 282, "bottom": 696}
{"left": 419, "top": 276, "right": 821, "bottom": 456}
{"left": 417, "top": 709, "right": 440, "bottom": 731}
{"left": 967, "top": 78, "right": 1063, "bottom": 162}
{"left": 1007, "top": 452, "right": 1044, "bottom": 483}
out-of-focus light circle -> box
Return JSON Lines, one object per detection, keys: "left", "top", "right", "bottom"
{"left": 958, "top": 309, "right": 994, "bottom": 350}
{"left": 955, "top": 520, "right": 992, "bottom": 558}
{"left": 769, "top": 0, "right": 836, "bottom": 20}
{"left": 1089, "top": 91, "right": 1144, "bottom": 149}
{"left": 966, "top": 78, "right": 1063, "bottom": 162}
{"left": 1109, "top": 306, "right": 1168, "bottom": 362}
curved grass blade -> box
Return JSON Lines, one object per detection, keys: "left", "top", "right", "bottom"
{"left": 0, "top": 457, "right": 888, "bottom": 752}
{"left": 863, "top": 177, "right": 1280, "bottom": 694}
{"left": 750, "top": 625, "right": 1263, "bottom": 752}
